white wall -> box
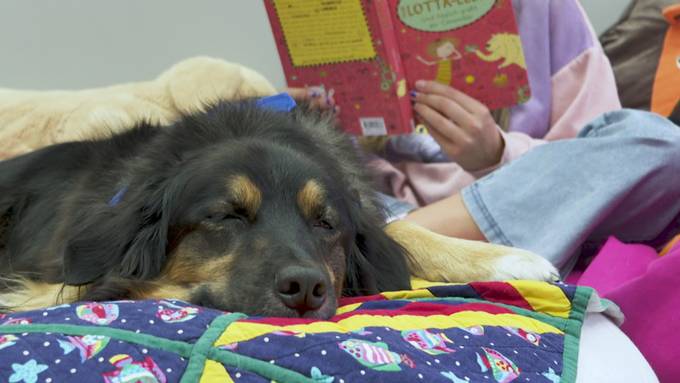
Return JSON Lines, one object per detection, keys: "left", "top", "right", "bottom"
{"left": 0, "top": 1, "right": 287, "bottom": 90}
{"left": 0, "top": 0, "right": 629, "bottom": 91}
{"left": 580, "top": 0, "right": 630, "bottom": 35}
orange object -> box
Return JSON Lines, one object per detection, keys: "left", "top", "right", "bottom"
{"left": 660, "top": 234, "right": 680, "bottom": 257}
{"left": 651, "top": 4, "right": 680, "bottom": 116}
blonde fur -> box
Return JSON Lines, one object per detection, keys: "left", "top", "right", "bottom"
{"left": 0, "top": 56, "right": 276, "bottom": 160}
{"left": 385, "top": 220, "right": 558, "bottom": 283}
{"left": 0, "top": 279, "right": 83, "bottom": 312}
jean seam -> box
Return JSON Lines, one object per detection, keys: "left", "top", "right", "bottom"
{"left": 587, "top": 115, "right": 606, "bottom": 138}
{"left": 464, "top": 184, "right": 513, "bottom": 247}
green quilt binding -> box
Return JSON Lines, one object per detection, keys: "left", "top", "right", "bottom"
{"left": 560, "top": 286, "right": 593, "bottom": 383}
{"left": 0, "top": 323, "right": 193, "bottom": 356}
{"left": 179, "top": 312, "right": 245, "bottom": 382}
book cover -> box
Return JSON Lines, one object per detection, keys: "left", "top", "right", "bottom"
{"left": 264, "top": 0, "right": 530, "bottom": 135}
{"left": 390, "top": 0, "right": 530, "bottom": 110}
{"left": 264, "top": 0, "right": 414, "bottom": 136}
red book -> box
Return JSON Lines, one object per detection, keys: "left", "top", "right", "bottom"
{"left": 264, "top": 0, "right": 530, "bottom": 136}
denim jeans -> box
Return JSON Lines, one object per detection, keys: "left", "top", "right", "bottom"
{"left": 381, "top": 110, "right": 680, "bottom": 276}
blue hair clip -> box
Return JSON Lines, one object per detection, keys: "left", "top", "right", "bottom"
{"left": 255, "top": 92, "right": 297, "bottom": 112}
{"left": 108, "top": 185, "right": 128, "bottom": 207}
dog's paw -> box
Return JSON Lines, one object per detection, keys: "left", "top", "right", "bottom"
{"left": 491, "top": 249, "right": 560, "bottom": 282}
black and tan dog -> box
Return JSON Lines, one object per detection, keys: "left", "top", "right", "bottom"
{"left": 0, "top": 101, "right": 557, "bottom": 318}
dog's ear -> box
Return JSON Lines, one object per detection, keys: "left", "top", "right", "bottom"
{"left": 344, "top": 207, "right": 411, "bottom": 296}
{"left": 0, "top": 192, "right": 24, "bottom": 248}
{"left": 1, "top": 157, "right": 31, "bottom": 247}
{"left": 63, "top": 184, "right": 171, "bottom": 285}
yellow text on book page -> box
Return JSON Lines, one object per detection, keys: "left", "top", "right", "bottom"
{"left": 273, "top": 0, "right": 376, "bottom": 66}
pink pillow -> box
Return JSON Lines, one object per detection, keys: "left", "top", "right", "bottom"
{"left": 574, "top": 236, "right": 680, "bottom": 382}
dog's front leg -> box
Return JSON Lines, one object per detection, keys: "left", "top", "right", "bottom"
{"left": 385, "top": 220, "right": 559, "bottom": 283}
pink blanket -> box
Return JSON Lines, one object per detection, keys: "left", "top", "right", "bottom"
{"left": 574, "top": 236, "right": 680, "bottom": 382}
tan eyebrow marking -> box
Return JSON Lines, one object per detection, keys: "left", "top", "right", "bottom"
{"left": 227, "top": 175, "right": 261, "bottom": 218}
{"left": 297, "top": 179, "right": 325, "bottom": 219}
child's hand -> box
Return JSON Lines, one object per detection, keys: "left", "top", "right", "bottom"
{"left": 411, "top": 80, "right": 504, "bottom": 171}
{"left": 285, "top": 87, "right": 339, "bottom": 113}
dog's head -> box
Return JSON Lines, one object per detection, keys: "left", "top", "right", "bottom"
{"left": 62, "top": 102, "right": 410, "bottom": 318}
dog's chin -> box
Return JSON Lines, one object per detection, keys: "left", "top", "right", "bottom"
{"left": 194, "top": 293, "right": 338, "bottom": 320}
{"left": 301, "top": 301, "right": 338, "bottom": 320}
{"left": 253, "top": 299, "right": 338, "bottom": 320}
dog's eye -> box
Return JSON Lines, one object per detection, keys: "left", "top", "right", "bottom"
{"left": 224, "top": 213, "right": 245, "bottom": 221}
{"left": 314, "top": 218, "right": 334, "bottom": 231}
{"left": 205, "top": 211, "right": 246, "bottom": 223}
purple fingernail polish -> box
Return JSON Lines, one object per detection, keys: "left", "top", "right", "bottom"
{"left": 409, "top": 90, "right": 417, "bottom": 98}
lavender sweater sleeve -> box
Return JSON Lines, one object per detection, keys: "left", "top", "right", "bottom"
{"left": 370, "top": 0, "right": 621, "bottom": 205}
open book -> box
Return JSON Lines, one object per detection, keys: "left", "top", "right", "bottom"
{"left": 265, "top": 0, "right": 530, "bottom": 135}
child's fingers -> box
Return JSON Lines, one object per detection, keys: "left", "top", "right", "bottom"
{"left": 411, "top": 91, "right": 476, "bottom": 130}
{"left": 414, "top": 80, "right": 487, "bottom": 115}
{"left": 413, "top": 102, "right": 467, "bottom": 149}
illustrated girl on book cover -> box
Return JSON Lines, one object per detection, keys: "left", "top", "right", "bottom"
{"left": 416, "top": 38, "right": 462, "bottom": 85}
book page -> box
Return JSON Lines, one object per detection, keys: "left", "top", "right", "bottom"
{"left": 272, "top": 0, "right": 376, "bottom": 66}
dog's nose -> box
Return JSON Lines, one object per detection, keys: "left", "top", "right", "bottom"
{"left": 275, "top": 266, "right": 327, "bottom": 315}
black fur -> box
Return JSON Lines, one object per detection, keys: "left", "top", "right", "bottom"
{"left": 0, "top": 101, "right": 411, "bottom": 317}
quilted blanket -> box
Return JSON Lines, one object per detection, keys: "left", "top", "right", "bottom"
{"left": 0, "top": 281, "right": 610, "bottom": 383}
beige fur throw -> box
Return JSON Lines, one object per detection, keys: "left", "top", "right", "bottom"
{"left": 0, "top": 56, "right": 277, "bottom": 159}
